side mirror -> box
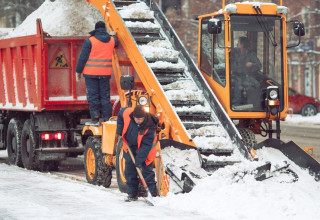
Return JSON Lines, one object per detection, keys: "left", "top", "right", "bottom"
{"left": 287, "top": 20, "right": 305, "bottom": 48}
{"left": 293, "top": 21, "right": 305, "bottom": 36}
{"left": 120, "top": 75, "right": 134, "bottom": 90}
{"left": 208, "top": 18, "right": 222, "bottom": 34}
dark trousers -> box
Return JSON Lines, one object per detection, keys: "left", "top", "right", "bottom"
{"left": 85, "top": 76, "right": 112, "bottom": 121}
{"left": 123, "top": 150, "right": 157, "bottom": 196}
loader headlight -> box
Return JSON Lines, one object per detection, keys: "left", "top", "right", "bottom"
{"left": 269, "top": 89, "right": 278, "bottom": 100}
{"left": 138, "top": 96, "right": 148, "bottom": 106}
{"left": 266, "top": 86, "right": 280, "bottom": 116}
{"left": 267, "top": 86, "right": 279, "bottom": 100}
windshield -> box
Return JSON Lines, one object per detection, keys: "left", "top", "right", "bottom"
{"left": 229, "top": 15, "right": 283, "bottom": 112}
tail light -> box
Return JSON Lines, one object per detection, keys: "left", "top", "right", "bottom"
{"left": 41, "top": 133, "right": 52, "bottom": 140}
{"left": 54, "top": 132, "right": 65, "bottom": 140}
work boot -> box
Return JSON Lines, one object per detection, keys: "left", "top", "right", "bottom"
{"left": 124, "top": 194, "right": 138, "bottom": 202}
{"left": 85, "top": 118, "right": 99, "bottom": 126}
{"left": 148, "top": 184, "right": 158, "bottom": 197}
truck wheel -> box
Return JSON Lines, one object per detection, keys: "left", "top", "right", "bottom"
{"left": 84, "top": 136, "right": 112, "bottom": 187}
{"left": 116, "top": 138, "right": 127, "bottom": 193}
{"left": 238, "top": 128, "right": 257, "bottom": 149}
{"left": 21, "top": 119, "right": 40, "bottom": 170}
{"left": 301, "top": 104, "right": 317, "bottom": 116}
{"left": 7, "top": 118, "right": 23, "bottom": 167}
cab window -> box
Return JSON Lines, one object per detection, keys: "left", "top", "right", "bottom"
{"left": 200, "top": 16, "right": 226, "bottom": 86}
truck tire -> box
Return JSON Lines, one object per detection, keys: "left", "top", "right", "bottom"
{"left": 7, "top": 118, "right": 23, "bottom": 167}
{"left": 301, "top": 104, "right": 317, "bottom": 116}
{"left": 84, "top": 136, "right": 112, "bottom": 187}
{"left": 115, "top": 138, "right": 127, "bottom": 193}
{"left": 238, "top": 128, "right": 257, "bottom": 149}
{"left": 21, "top": 119, "right": 40, "bottom": 170}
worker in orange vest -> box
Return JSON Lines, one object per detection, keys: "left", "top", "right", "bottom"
{"left": 115, "top": 105, "right": 159, "bottom": 201}
{"left": 76, "top": 21, "right": 118, "bottom": 125}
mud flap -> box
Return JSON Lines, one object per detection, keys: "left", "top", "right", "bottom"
{"left": 254, "top": 138, "right": 320, "bottom": 181}
{"left": 166, "top": 163, "right": 195, "bottom": 193}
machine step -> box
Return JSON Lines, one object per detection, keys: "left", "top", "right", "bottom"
{"left": 170, "top": 100, "right": 204, "bottom": 107}
{"left": 128, "top": 27, "right": 160, "bottom": 34}
{"left": 177, "top": 111, "right": 212, "bottom": 121}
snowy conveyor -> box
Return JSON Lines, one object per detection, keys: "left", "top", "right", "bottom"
{"left": 117, "top": 0, "right": 246, "bottom": 176}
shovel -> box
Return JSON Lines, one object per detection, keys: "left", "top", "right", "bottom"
{"left": 126, "top": 144, "right": 156, "bottom": 206}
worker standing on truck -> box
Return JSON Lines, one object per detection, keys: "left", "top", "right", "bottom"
{"left": 76, "top": 21, "right": 118, "bottom": 125}
{"left": 115, "top": 105, "right": 159, "bottom": 201}
{"left": 230, "top": 36, "right": 261, "bottom": 107}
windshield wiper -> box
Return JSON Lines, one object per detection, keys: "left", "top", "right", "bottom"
{"left": 253, "top": 5, "right": 277, "bottom": 47}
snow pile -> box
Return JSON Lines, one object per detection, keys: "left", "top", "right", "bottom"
{"left": 119, "top": 2, "right": 154, "bottom": 19}
{"left": 187, "top": 125, "right": 227, "bottom": 137}
{"left": 148, "top": 60, "right": 185, "bottom": 70}
{"left": 4, "top": 0, "right": 103, "bottom": 38}
{"left": 193, "top": 136, "right": 234, "bottom": 150}
{"left": 159, "top": 147, "right": 320, "bottom": 219}
{"left": 125, "top": 21, "right": 160, "bottom": 29}
{"left": 162, "top": 80, "right": 198, "bottom": 90}
{"left": 161, "top": 146, "right": 208, "bottom": 179}
{"left": 174, "top": 104, "right": 211, "bottom": 113}
{"left": 165, "top": 89, "right": 204, "bottom": 101}
{"left": 139, "top": 44, "right": 179, "bottom": 60}
{"left": 146, "top": 39, "right": 173, "bottom": 49}
{"left": 0, "top": 28, "right": 14, "bottom": 38}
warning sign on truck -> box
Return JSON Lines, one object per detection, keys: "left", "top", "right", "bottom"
{"left": 50, "top": 51, "right": 69, "bottom": 68}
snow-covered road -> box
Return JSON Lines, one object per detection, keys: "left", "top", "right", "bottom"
{"left": 0, "top": 163, "right": 205, "bottom": 220}
{"left": 1, "top": 145, "right": 320, "bottom": 220}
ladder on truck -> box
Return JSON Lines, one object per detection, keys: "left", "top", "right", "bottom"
{"left": 88, "top": 0, "right": 252, "bottom": 171}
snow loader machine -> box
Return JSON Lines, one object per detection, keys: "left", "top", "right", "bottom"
{"left": 197, "top": 0, "right": 320, "bottom": 179}
{"left": 82, "top": 0, "right": 319, "bottom": 197}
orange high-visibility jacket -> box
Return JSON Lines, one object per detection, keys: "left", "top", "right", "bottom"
{"left": 121, "top": 108, "right": 158, "bottom": 166}
{"left": 83, "top": 36, "right": 115, "bottom": 76}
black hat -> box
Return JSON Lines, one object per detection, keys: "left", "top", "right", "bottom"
{"left": 95, "top": 21, "right": 105, "bottom": 29}
{"left": 133, "top": 105, "right": 146, "bottom": 118}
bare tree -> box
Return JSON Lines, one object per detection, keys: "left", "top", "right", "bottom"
{"left": 0, "top": 0, "right": 45, "bottom": 27}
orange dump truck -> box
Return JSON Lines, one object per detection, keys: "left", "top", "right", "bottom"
{"left": 0, "top": 19, "right": 121, "bottom": 171}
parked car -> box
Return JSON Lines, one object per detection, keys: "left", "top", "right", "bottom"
{"left": 288, "top": 88, "right": 320, "bottom": 116}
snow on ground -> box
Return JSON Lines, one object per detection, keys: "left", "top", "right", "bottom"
{"left": 1, "top": 145, "right": 320, "bottom": 219}
{"left": 285, "top": 113, "right": 320, "bottom": 126}
{"left": 0, "top": 162, "right": 202, "bottom": 220}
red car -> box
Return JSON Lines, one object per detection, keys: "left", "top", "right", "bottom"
{"left": 288, "top": 88, "right": 320, "bottom": 116}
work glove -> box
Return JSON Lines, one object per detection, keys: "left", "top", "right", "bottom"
{"left": 76, "top": 72, "right": 81, "bottom": 82}
{"left": 109, "top": 31, "right": 116, "bottom": 36}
